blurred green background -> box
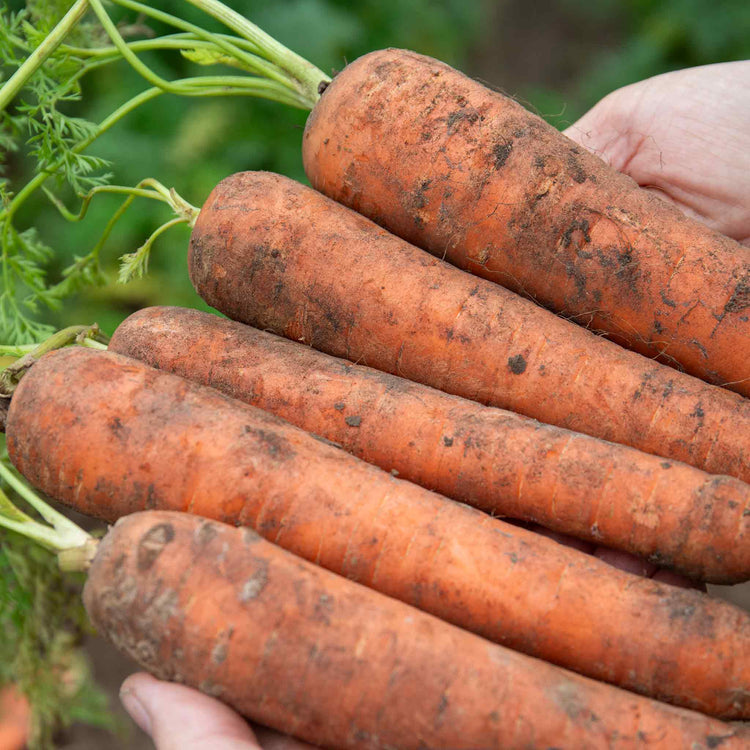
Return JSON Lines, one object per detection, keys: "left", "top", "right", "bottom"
{"left": 4, "top": 0, "right": 749, "bottom": 341}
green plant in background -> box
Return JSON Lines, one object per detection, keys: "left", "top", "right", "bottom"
{"left": 511, "top": 0, "right": 750, "bottom": 128}
{"left": 0, "top": 0, "right": 331, "bottom": 344}
{"left": 0, "top": 449, "right": 117, "bottom": 748}
{"left": 0, "top": 326, "right": 111, "bottom": 748}
{"left": 580, "top": 0, "right": 750, "bottom": 97}
{"left": 0, "top": 529, "right": 117, "bottom": 748}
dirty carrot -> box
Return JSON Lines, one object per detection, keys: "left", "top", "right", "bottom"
{"left": 0, "top": 687, "right": 30, "bottom": 750}
{"left": 6, "top": 347, "right": 750, "bottom": 718}
{"left": 110, "top": 305, "right": 750, "bottom": 584}
{"left": 302, "top": 49, "right": 750, "bottom": 396}
{"left": 187, "top": 171, "right": 750, "bottom": 483}
{"left": 84, "top": 510, "right": 749, "bottom": 750}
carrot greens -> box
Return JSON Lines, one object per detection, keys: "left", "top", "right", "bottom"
{"left": 0, "top": 446, "right": 111, "bottom": 749}
{"left": 0, "top": 0, "right": 328, "bottom": 344}
{"left": 0, "top": 320, "right": 109, "bottom": 748}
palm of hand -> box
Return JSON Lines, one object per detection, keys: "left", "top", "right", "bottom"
{"left": 564, "top": 61, "right": 750, "bottom": 245}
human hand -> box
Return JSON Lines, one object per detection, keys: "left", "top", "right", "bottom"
{"left": 563, "top": 61, "right": 750, "bottom": 245}
{"left": 516, "top": 522, "right": 703, "bottom": 589}
{"left": 120, "top": 673, "right": 318, "bottom": 750}
{"left": 558, "top": 61, "right": 750, "bottom": 582}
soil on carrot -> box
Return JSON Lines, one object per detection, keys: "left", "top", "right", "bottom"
{"left": 17, "top": 441, "right": 748, "bottom": 747}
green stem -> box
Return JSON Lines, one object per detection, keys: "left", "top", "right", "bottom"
{"left": 58, "top": 538, "right": 100, "bottom": 572}
{"left": 118, "top": 216, "right": 189, "bottom": 283}
{"left": 62, "top": 33, "right": 262, "bottom": 60}
{"left": 43, "top": 184, "right": 175, "bottom": 223}
{"left": 0, "top": 512, "right": 79, "bottom": 553}
{"left": 1, "top": 4, "right": 322, "bottom": 233}
{"left": 181, "top": 0, "right": 328, "bottom": 106}
{"left": 0, "top": 0, "right": 90, "bottom": 113}
{"left": 90, "top": 0, "right": 315, "bottom": 105}
{"left": 43, "top": 178, "right": 198, "bottom": 228}
{"left": 1, "top": 0, "right": 331, "bottom": 340}
{"left": 108, "top": 0, "right": 290, "bottom": 86}
{"left": 173, "top": 75, "right": 310, "bottom": 108}
{"left": 4, "top": 61, "right": 310, "bottom": 232}
{"left": 0, "top": 336, "right": 106, "bottom": 358}
{"left": 0, "top": 324, "right": 106, "bottom": 397}
{"left": 0, "top": 463, "right": 92, "bottom": 554}
{"left": 0, "top": 344, "right": 35, "bottom": 357}
{"left": 83, "top": 339, "right": 107, "bottom": 350}
{"left": 0, "top": 464, "right": 98, "bottom": 571}
{"left": 0, "top": 485, "right": 34, "bottom": 524}
{"left": 88, "top": 0, "right": 207, "bottom": 97}
{"left": 3, "top": 86, "right": 164, "bottom": 231}
{"left": 40, "top": 178, "right": 196, "bottom": 293}
{"left": 4, "top": 80, "right": 245, "bottom": 308}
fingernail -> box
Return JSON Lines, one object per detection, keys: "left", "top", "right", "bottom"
{"left": 120, "top": 687, "right": 152, "bottom": 735}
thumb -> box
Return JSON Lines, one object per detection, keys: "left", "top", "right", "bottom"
{"left": 562, "top": 93, "right": 639, "bottom": 171}
{"left": 120, "top": 672, "right": 260, "bottom": 750}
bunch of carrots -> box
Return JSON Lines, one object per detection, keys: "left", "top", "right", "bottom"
{"left": 2, "top": 47, "right": 750, "bottom": 749}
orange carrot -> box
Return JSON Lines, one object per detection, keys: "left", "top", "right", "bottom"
{"left": 187, "top": 170, "right": 750, "bottom": 484}
{"left": 6, "top": 346, "right": 750, "bottom": 718}
{"left": 0, "top": 686, "right": 30, "bottom": 750}
{"left": 86, "top": 510, "right": 749, "bottom": 750}
{"left": 302, "top": 49, "right": 750, "bottom": 396}
{"left": 110, "top": 305, "right": 750, "bottom": 584}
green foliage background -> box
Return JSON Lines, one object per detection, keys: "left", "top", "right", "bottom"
{"left": 506, "top": 0, "right": 750, "bottom": 129}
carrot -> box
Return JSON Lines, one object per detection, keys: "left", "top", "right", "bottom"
{"left": 6, "top": 347, "right": 750, "bottom": 718}
{"left": 109, "top": 305, "right": 750, "bottom": 584}
{"left": 0, "top": 686, "right": 30, "bottom": 750}
{"left": 86, "top": 510, "right": 749, "bottom": 750}
{"left": 302, "top": 49, "right": 750, "bottom": 397}
{"left": 187, "top": 170, "right": 750, "bottom": 484}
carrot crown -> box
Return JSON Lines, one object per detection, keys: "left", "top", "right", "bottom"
{"left": 0, "top": 460, "right": 97, "bottom": 571}
{"left": 0, "top": 328, "right": 109, "bottom": 570}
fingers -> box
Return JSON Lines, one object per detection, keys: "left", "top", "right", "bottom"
{"left": 591, "top": 547, "right": 657, "bottom": 579}
{"left": 120, "top": 673, "right": 260, "bottom": 750}
{"left": 561, "top": 87, "right": 644, "bottom": 170}
{"left": 591, "top": 547, "right": 705, "bottom": 590}
{"left": 502, "top": 519, "right": 597, "bottom": 555}
{"left": 519, "top": 520, "right": 704, "bottom": 589}
{"left": 250, "top": 723, "right": 320, "bottom": 749}
{"left": 650, "top": 568, "right": 707, "bottom": 592}
{"left": 120, "top": 674, "right": 317, "bottom": 750}
{"left": 591, "top": 546, "right": 701, "bottom": 589}
{"left": 562, "top": 63, "right": 750, "bottom": 242}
